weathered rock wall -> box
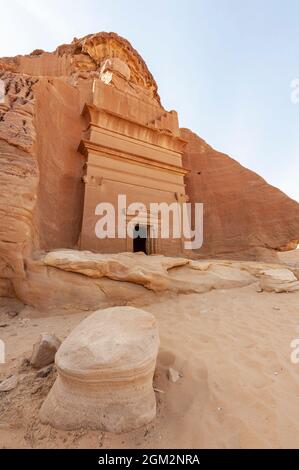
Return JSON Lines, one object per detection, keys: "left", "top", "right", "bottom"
{"left": 0, "top": 72, "right": 39, "bottom": 296}
{"left": 181, "top": 129, "right": 299, "bottom": 261}
{"left": 34, "top": 78, "right": 85, "bottom": 250}
{"left": 0, "top": 71, "right": 87, "bottom": 297}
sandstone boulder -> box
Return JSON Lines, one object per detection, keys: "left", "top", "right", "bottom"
{"left": 259, "top": 268, "right": 299, "bottom": 293}
{"left": 40, "top": 307, "right": 160, "bottom": 432}
{"left": 30, "top": 333, "right": 61, "bottom": 369}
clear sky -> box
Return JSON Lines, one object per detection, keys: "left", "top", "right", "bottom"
{"left": 1, "top": 0, "right": 298, "bottom": 202}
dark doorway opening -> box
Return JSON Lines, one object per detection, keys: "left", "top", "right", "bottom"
{"left": 133, "top": 224, "right": 148, "bottom": 254}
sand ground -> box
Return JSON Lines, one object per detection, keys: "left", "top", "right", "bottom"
{"left": 0, "top": 251, "right": 299, "bottom": 449}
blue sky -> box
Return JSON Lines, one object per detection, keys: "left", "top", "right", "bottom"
{"left": 1, "top": 0, "right": 299, "bottom": 201}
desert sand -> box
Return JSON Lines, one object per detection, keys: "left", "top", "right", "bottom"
{"left": 0, "top": 250, "right": 298, "bottom": 449}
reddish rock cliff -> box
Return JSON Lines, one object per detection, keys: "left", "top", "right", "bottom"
{"left": 181, "top": 129, "right": 299, "bottom": 261}
{"left": 0, "top": 32, "right": 298, "bottom": 303}
{"left": 0, "top": 71, "right": 39, "bottom": 296}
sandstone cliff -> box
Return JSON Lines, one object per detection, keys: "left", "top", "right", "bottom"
{"left": 0, "top": 71, "right": 39, "bottom": 296}
{"left": 1, "top": 32, "right": 163, "bottom": 255}
{"left": 0, "top": 32, "right": 167, "bottom": 301}
{"left": 182, "top": 129, "right": 299, "bottom": 261}
{"left": 0, "top": 32, "right": 298, "bottom": 304}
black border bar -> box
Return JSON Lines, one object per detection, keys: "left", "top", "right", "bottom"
{"left": 0, "top": 449, "right": 298, "bottom": 466}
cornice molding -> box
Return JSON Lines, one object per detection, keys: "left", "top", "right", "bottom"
{"left": 82, "top": 103, "right": 187, "bottom": 154}
{"left": 79, "top": 139, "right": 189, "bottom": 176}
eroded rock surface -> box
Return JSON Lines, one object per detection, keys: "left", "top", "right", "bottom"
{"left": 44, "top": 250, "right": 189, "bottom": 291}
{"left": 0, "top": 72, "right": 39, "bottom": 286}
{"left": 10, "top": 250, "right": 299, "bottom": 313}
{"left": 181, "top": 128, "right": 299, "bottom": 261}
{"left": 259, "top": 268, "right": 299, "bottom": 293}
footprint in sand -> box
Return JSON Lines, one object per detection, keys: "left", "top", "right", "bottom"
{"left": 158, "top": 350, "right": 176, "bottom": 367}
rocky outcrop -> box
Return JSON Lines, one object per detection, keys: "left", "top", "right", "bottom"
{"left": 43, "top": 250, "right": 256, "bottom": 294}
{"left": 0, "top": 33, "right": 160, "bottom": 106}
{"left": 12, "top": 253, "right": 159, "bottom": 313}
{"left": 12, "top": 250, "right": 299, "bottom": 313}
{"left": 40, "top": 307, "right": 160, "bottom": 432}
{"left": 0, "top": 32, "right": 299, "bottom": 308}
{"left": 43, "top": 250, "right": 189, "bottom": 291}
{"left": 0, "top": 71, "right": 39, "bottom": 290}
{"left": 259, "top": 268, "right": 299, "bottom": 293}
{"left": 181, "top": 129, "right": 299, "bottom": 261}
{"left": 11, "top": 251, "right": 260, "bottom": 313}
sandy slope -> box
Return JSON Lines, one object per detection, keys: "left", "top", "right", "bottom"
{"left": 1, "top": 272, "right": 299, "bottom": 449}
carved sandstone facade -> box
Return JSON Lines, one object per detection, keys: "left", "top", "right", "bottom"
{"left": 79, "top": 78, "right": 188, "bottom": 255}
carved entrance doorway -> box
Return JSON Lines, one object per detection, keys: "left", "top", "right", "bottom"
{"left": 133, "top": 224, "right": 148, "bottom": 254}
